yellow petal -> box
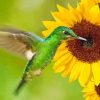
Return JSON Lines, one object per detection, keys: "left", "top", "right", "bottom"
{"left": 51, "top": 12, "right": 74, "bottom": 27}
{"left": 51, "top": 12, "right": 66, "bottom": 26}
{"left": 79, "top": 63, "right": 91, "bottom": 86}
{"left": 85, "top": 96, "right": 91, "bottom": 100}
{"left": 57, "top": 4, "right": 67, "bottom": 12}
{"left": 69, "top": 60, "right": 83, "bottom": 82}
{"left": 92, "top": 62, "right": 100, "bottom": 85}
{"left": 89, "top": 5, "right": 100, "bottom": 23}
{"left": 93, "top": 13, "right": 100, "bottom": 24}
{"left": 72, "top": 9, "right": 82, "bottom": 22}
{"left": 78, "top": 3, "right": 88, "bottom": 19}
{"left": 67, "top": 3, "right": 73, "bottom": 10}
{"left": 54, "top": 65, "right": 65, "bottom": 73}
{"left": 53, "top": 54, "right": 73, "bottom": 73}
{"left": 43, "top": 21, "right": 59, "bottom": 29}
{"left": 54, "top": 49, "right": 68, "bottom": 60}
{"left": 90, "top": 94, "right": 99, "bottom": 100}
{"left": 57, "top": 41, "right": 67, "bottom": 51}
{"left": 42, "top": 30, "right": 52, "bottom": 37}
{"left": 61, "top": 57, "right": 77, "bottom": 77}
{"left": 54, "top": 52, "right": 71, "bottom": 67}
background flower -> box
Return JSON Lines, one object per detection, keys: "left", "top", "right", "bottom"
{"left": 83, "top": 79, "right": 100, "bottom": 100}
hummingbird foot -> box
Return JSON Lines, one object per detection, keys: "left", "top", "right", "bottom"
{"left": 25, "top": 69, "right": 41, "bottom": 81}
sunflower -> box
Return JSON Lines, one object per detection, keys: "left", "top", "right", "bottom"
{"left": 83, "top": 79, "right": 100, "bottom": 100}
{"left": 42, "top": 1, "right": 100, "bottom": 86}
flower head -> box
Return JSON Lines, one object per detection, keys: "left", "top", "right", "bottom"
{"left": 42, "top": 1, "right": 100, "bottom": 86}
{"left": 83, "top": 80, "right": 100, "bottom": 100}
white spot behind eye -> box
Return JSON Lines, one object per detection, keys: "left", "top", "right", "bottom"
{"left": 63, "top": 31, "right": 68, "bottom": 35}
{"left": 63, "top": 31, "right": 66, "bottom": 34}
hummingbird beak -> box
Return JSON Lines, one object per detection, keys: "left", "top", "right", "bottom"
{"left": 68, "top": 30, "right": 87, "bottom": 41}
{"left": 77, "top": 36, "right": 87, "bottom": 41}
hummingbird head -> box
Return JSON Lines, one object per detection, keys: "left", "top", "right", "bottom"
{"left": 54, "top": 26, "right": 87, "bottom": 41}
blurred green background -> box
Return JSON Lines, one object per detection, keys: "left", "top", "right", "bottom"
{"left": 0, "top": 0, "right": 84, "bottom": 100}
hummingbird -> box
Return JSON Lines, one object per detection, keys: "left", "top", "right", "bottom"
{"left": 0, "top": 26, "right": 87, "bottom": 94}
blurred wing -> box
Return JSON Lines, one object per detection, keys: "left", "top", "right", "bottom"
{"left": 0, "top": 27, "right": 41, "bottom": 59}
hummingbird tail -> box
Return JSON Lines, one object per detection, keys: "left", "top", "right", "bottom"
{"left": 14, "top": 55, "right": 35, "bottom": 95}
{"left": 14, "top": 75, "right": 27, "bottom": 95}
{"left": 14, "top": 69, "right": 42, "bottom": 95}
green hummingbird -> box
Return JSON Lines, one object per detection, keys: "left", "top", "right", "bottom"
{"left": 0, "top": 26, "right": 87, "bottom": 94}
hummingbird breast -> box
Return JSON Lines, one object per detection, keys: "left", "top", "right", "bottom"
{"left": 31, "top": 40, "right": 60, "bottom": 70}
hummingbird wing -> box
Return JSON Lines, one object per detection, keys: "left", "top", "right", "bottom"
{"left": 0, "top": 27, "right": 44, "bottom": 59}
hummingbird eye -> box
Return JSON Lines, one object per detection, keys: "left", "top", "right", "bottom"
{"left": 63, "top": 31, "right": 69, "bottom": 35}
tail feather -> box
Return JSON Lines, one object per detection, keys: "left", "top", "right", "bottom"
{"left": 14, "top": 55, "right": 35, "bottom": 95}
{"left": 14, "top": 75, "right": 27, "bottom": 95}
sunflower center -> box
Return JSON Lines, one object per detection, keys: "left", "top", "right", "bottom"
{"left": 68, "top": 20, "right": 100, "bottom": 63}
{"left": 81, "top": 35, "right": 93, "bottom": 48}
{"left": 95, "top": 84, "right": 100, "bottom": 96}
